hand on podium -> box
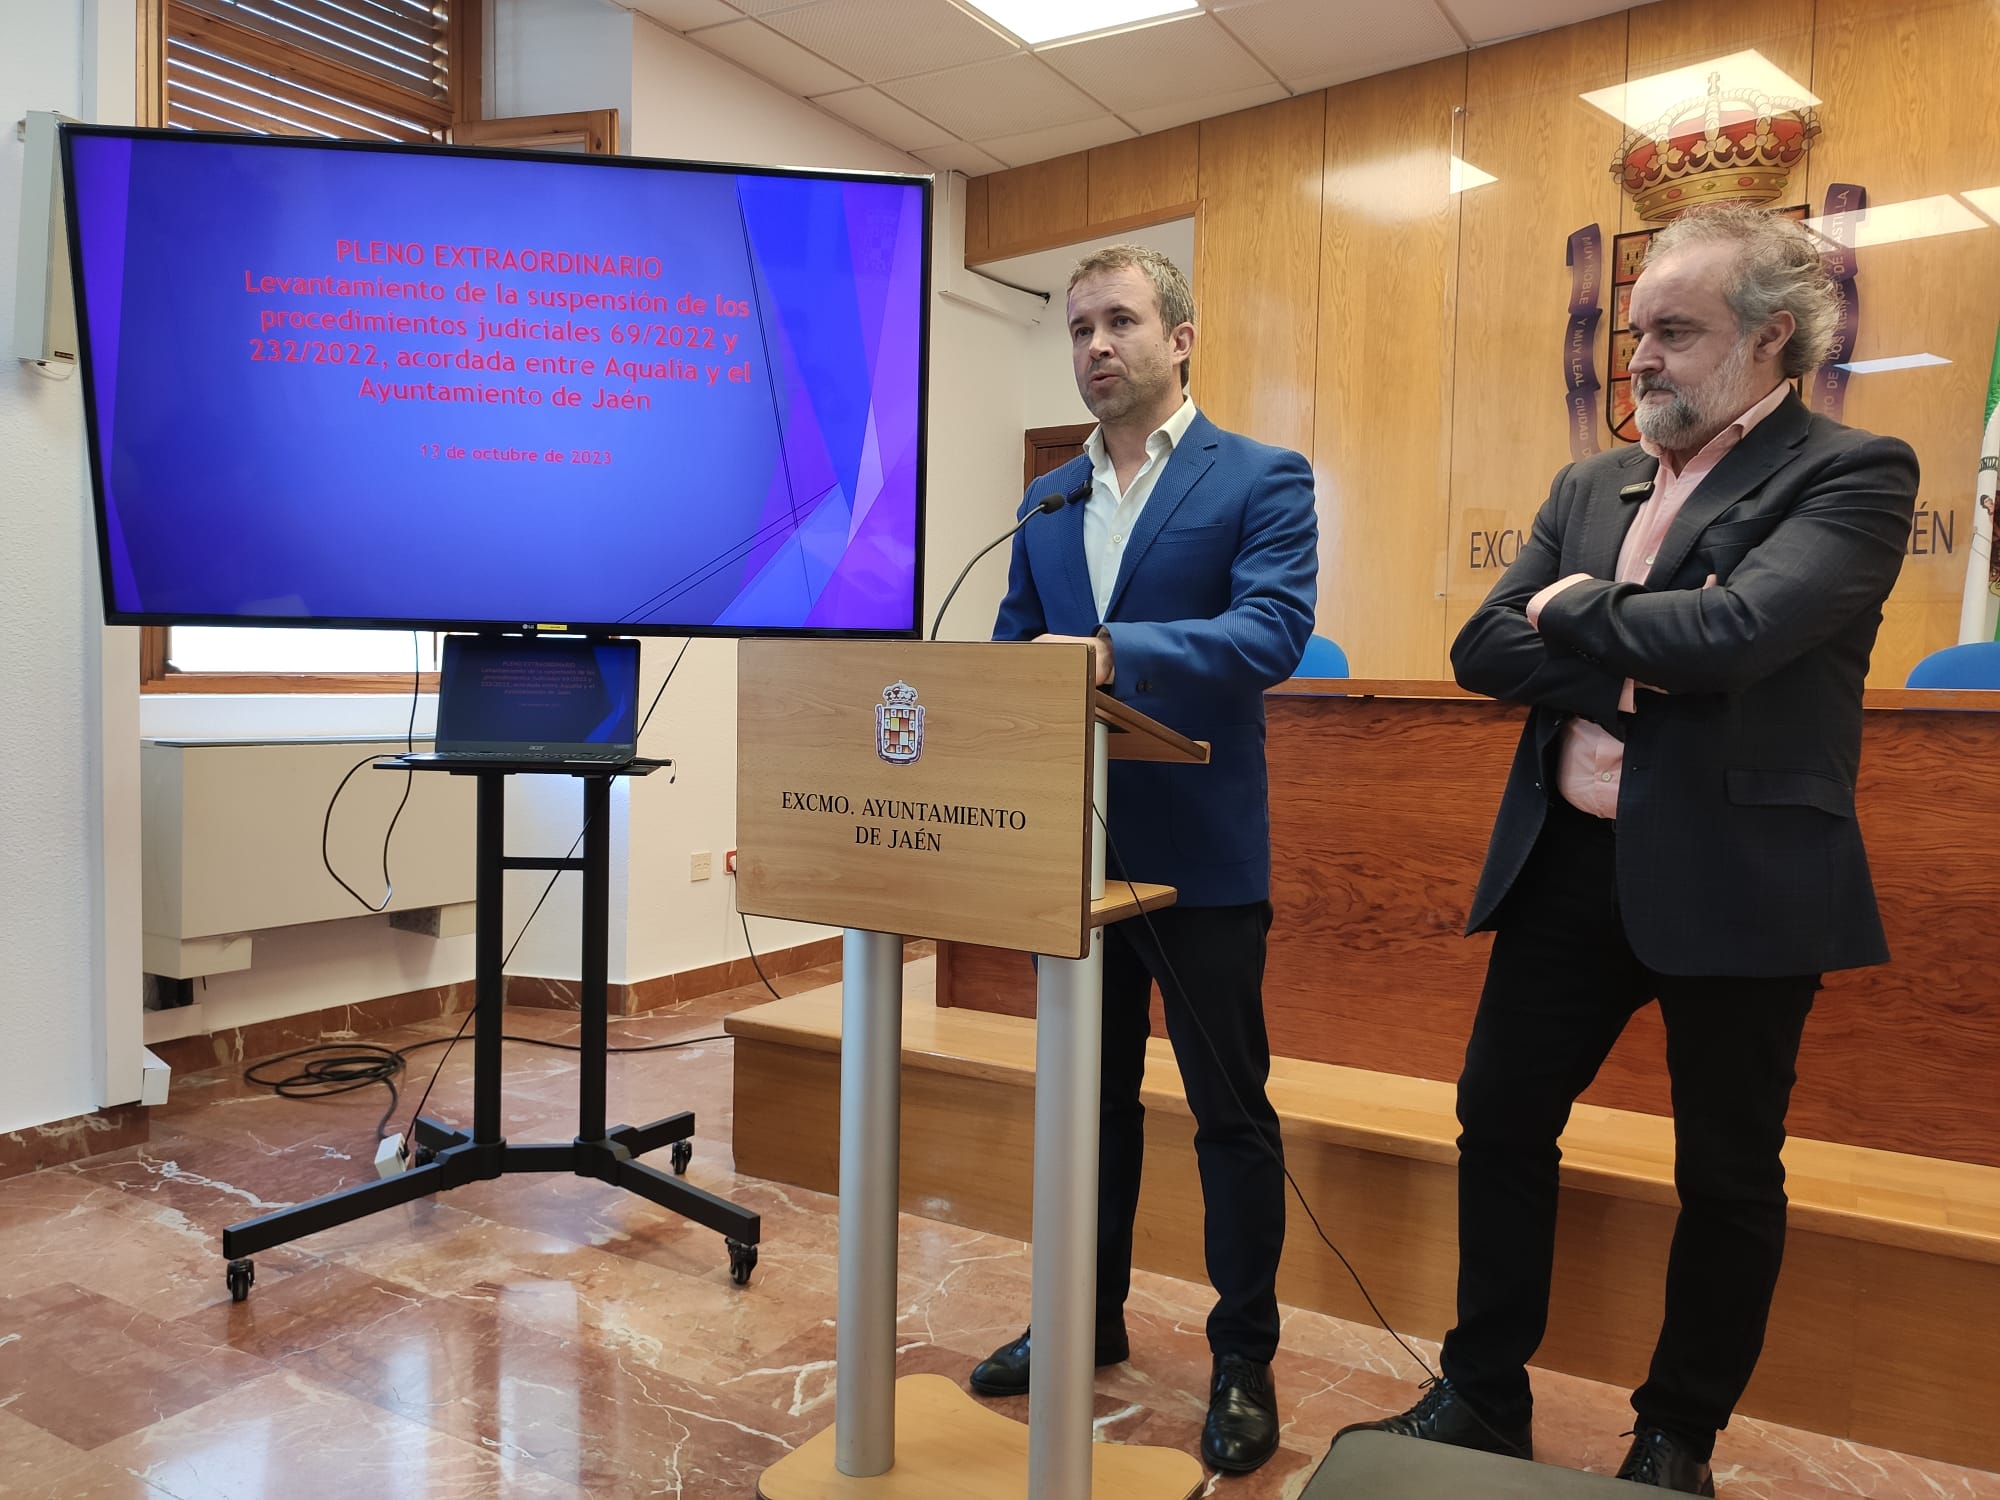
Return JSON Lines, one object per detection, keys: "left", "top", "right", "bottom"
{"left": 1034, "top": 630, "right": 1115, "bottom": 686}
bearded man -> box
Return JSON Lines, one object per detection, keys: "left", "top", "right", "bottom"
{"left": 1336, "top": 205, "right": 1919, "bottom": 1493}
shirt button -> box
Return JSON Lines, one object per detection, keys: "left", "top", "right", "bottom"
{"left": 1111, "top": 533, "right": 1123, "bottom": 545}
{"left": 1599, "top": 771, "right": 1613, "bottom": 782}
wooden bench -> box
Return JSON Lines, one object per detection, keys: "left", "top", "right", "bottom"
{"left": 726, "top": 970, "right": 2000, "bottom": 1472}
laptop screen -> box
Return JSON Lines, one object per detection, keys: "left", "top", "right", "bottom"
{"left": 436, "top": 637, "right": 641, "bottom": 752}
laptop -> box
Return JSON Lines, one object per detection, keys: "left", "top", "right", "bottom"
{"left": 397, "top": 635, "right": 643, "bottom": 772}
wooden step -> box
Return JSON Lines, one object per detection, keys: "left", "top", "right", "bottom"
{"left": 726, "top": 964, "right": 2000, "bottom": 1472}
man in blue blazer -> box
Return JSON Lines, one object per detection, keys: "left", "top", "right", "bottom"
{"left": 969, "top": 244, "right": 1319, "bottom": 1475}
{"left": 1341, "top": 207, "right": 1918, "bottom": 1492}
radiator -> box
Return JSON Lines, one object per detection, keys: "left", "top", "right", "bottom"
{"left": 141, "top": 738, "right": 476, "bottom": 978}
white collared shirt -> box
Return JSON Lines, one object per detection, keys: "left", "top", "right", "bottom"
{"left": 1081, "top": 396, "right": 1198, "bottom": 620}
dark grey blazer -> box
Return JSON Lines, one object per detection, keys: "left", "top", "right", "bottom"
{"left": 1452, "top": 393, "right": 1919, "bottom": 977}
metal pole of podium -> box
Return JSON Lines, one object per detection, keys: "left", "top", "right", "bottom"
{"left": 835, "top": 926, "right": 905, "bottom": 1476}
{"left": 1028, "top": 719, "right": 1110, "bottom": 1500}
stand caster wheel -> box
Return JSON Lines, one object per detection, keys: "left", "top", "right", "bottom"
{"left": 226, "top": 1258, "right": 255, "bottom": 1303}
{"left": 727, "top": 1239, "right": 758, "bottom": 1287}
{"left": 670, "top": 1140, "right": 692, "bottom": 1175}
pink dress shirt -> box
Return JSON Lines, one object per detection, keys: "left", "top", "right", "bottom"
{"left": 1527, "top": 382, "right": 1791, "bottom": 819}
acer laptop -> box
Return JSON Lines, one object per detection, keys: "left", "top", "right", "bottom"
{"left": 398, "top": 635, "right": 641, "bottom": 772}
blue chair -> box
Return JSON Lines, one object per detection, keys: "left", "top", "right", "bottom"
{"left": 1296, "top": 633, "right": 1349, "bottom": 678}
{"left": 1905, "top": 641, "right": 2000, "bottom": 688}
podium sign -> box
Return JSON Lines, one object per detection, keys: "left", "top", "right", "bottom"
{"left": 737, "top": 639, "right": 1097, "bottom": 958}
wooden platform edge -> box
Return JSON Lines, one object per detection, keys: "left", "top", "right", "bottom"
{"left": 722, "top": 991, "right": 2000, "bottom": 1267}
{"left": 756, "top": 1375, "right": 1204, "bottom": 1499}
{"left": 729, "top": 995, "right": 2000, "bottom": 1472}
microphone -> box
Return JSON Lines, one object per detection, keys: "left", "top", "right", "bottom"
{"left": 1619, "top": 478, "right": 1655, "bottom": 502}
{"left": 928, "top": 479, "right": 1092, "bottom": 641}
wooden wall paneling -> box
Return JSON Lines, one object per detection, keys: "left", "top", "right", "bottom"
{"left": 1086, "top": 124, "right": 1200, "bottom": 228}
{"left": 1444, "top": 17, "right": 1632, "bottom": 660}
{"left": 1312, "top": 58, "right": 1464, "bottom": 678}
{"left": 1192, "top": 93, "right": 1325, "bottom": 457}
{"left": 980, "top": 152, "right": 1090, "bottom": 262}
{"left": 1805, "top": 0, "right": 2000, "bottom": 686}
{"left": 947, "top": 690, "right": 2000, "bottom": 1166}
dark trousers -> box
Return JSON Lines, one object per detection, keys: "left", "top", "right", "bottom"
{"left": 1440, "top": 798, "right": 1816, "bottom": 1457}
{"left": 1096, "top": 901, "right": 1286, "bottom": 1362}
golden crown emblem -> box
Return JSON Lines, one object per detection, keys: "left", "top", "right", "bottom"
{"left": 1612, "top": 71, "right": 1819, "bottom": 224}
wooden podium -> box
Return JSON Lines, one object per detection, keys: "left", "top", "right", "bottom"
{"left": 737, "top": 640, "right": 1208, "bottom": 1500}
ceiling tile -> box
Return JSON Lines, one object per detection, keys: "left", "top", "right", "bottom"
{"left": 884, "top": 53, "right": 1105, "bottom": 140}
{"left": 811, "top": 86, "right": 956, "bottom": 150}
{"left": 764, "top": 0, "right": 1018, "bottom": 84}
{"left": 1438, "top": 0, "right": 1656, "bottom": 47}
{"left": 1213, "top": 0, "right": 1464, "bottom": 92}
{"left": 627, "top": 0, "right": 743, "bottom": 31}
{"left": 1039, "top": 13, "right": 1277, "bottom": 113}
{"left": 1121, "top": 80, "right": 1289, "bottom": 135}
{"left": 979, "top": 115, "right": 1138, "bottom": 168}
{"left": 685, "top": 17, "right": 861, "bottom": 95}
{"left": 914, "top": 140, "right": 1010, "bottom": 176}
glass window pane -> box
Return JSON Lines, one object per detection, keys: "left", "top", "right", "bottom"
{"left": 168, "top": 627, "right": 438, "bottom": 675}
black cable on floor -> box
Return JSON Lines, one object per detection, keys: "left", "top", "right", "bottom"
{"left": 239, "top": 1030, "right": 732, "bottom": 1143}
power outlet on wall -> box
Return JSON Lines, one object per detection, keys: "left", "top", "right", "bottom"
{"left": 690, "top": 851, "right": 712, "bottom": 882}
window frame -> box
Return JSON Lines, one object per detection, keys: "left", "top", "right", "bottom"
{"left": 135, "top": 0, "right": 487, "bottom": 694}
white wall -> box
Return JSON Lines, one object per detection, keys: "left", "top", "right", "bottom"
{"left": 1, "top": 0, "right": 143, "bottom": 1133}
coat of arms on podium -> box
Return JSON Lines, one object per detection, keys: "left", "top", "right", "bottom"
{"left": 876, "top": 680, "right": 924, "bottom": 764}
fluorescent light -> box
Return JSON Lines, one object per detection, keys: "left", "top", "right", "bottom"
{"left": 1449, "top": 155, "right": 1497, "bottom": 194}
{"left": 1808, "top": 194, "right": 1990, "bottom": 249}
{"left": 1836, "top": 353, "right": 1952, "bottom": 375}
{"left": 961, "top": 0, "right": 1197, "bottom": 46}
{"left": 1961, "top": 186, "right": 2000, "bottom": 226}
{"left": 1580, "top": 49, "right": 1818, "bottom": 130}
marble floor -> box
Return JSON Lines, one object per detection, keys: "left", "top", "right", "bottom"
{"left": 3, "top": 961, "right": 1996, "bottom": 1500}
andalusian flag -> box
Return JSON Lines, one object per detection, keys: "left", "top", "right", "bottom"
{"left": 1959, "top": 324, "right": 2000, "bottom": 643}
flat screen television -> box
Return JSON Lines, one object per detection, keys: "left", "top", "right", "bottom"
{"left": 60, "top": 126, "right": 930, "bottom": 638}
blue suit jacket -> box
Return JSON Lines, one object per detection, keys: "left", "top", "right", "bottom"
{"left": 992, "top": 412, "right": 1319, "bottom": 906}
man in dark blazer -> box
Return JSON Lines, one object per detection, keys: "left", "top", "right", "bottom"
{"left": 969, "top": 244, "right": 1318, "bottom": 1475}
{"left": 1341, "top": 206, "right": 1918, "bottom": 1492}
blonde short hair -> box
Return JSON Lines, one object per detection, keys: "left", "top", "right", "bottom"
{"left": 1068, "top": 244, "right": 1196, "bottom": 389}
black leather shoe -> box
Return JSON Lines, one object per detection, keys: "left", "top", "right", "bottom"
{"left": 1615, "top": 1427, "right": 1715, "bottom": 1495}
{"left": 967, "top": 1326, "right": 1128, "bottom": 1397}
{"left": 1332, "top": 1378, "right": 1533, "bottom": 1460}
{"left": 1200, "top": 1354, "right": 1280, "bottom": 1473}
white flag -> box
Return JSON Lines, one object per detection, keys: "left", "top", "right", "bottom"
{"left": 1957, "top": 327, "right": 2000, "bottom": 645}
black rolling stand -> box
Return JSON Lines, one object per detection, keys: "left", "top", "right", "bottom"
{"left": 218, "top": 762, "right": 760, "bottom": 1302}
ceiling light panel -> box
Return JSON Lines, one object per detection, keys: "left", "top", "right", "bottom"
{"left": 962, "top": 0, "right": 1199, "bottom": 47}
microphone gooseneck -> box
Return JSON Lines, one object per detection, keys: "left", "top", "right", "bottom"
{"left": 928, "top": 479, "right": 1091, "bottom": 641}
